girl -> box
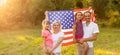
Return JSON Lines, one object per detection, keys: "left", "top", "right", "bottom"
{"left": 49, "top": 20, "right": 64, "bottom": 55}
{"left": 42, "top": 19, "right": 53, "bottom": 55}
{"left": 73, "top": 12, "right": 88, "bottom": 55}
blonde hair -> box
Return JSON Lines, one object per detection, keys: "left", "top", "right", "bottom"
{"left": 42, "top": 19, "right": 50, "bottom": 30}
{"left": 52, "top": 20, "right": 62, "bottom": 31}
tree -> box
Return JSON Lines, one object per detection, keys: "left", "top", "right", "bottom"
{"left": 91, "top": 0, "right": 109, "bottom": 20}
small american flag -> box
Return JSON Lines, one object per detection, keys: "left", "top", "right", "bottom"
{"left": 46, "top": 8, "right": 96, "bottom": 46}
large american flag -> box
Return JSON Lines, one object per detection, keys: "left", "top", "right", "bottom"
{"left": 46, "top": 8, "right": 96, "bottom": 46}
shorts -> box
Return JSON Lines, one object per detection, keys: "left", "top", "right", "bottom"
{"left": 77, "top": 43, "right": 94, "bottom": 55}
{"left": 75, "top": 36, "right": 83, "bottom": 40}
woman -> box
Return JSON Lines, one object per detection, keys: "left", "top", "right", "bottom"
{"left": 49, "top": 20, "right": 64, "bottom": 55}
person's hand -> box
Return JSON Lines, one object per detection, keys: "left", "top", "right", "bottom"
{"left": 47, "top": 52, "right": 51, "bottom": 55}
{"left": 79, "top": 38, "right": 85, "bottom": 44}
{"left": 45, "top": 11, "right": 48, "bottom": 15}
{"left": 49, "top": 49, "right": 53, "bottom": 53}
{"left": 73, "top": 38, "right": 77, "bottom": 43}
{"left": 45, "top": 49, "right": 49, "bottom": 54}
{"left": 46, "top": 49, "right": 52, "bottom": 55}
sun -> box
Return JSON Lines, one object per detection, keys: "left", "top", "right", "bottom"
{"left": 0, "top": 0, "right": 7, "bottom": 7}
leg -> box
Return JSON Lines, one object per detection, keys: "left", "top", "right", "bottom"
{"left": 43, "top": 49, "right": 49, "bottom": 55}
{"left": 46, "top": 51, "right": 52, "bottom": 55}
{"left": 77, "top": 43, "right": 83, "bottom": 55}
{"left": 53, "top": 53, "right": 60, "bottom": 55}
{"left": 47, "top": 54, "right": 51, "bottom": 55}
{"left": 87, "top": 48, "right": 94, "bottom": 55}
{"left": 81, "top": 42, "right": 88, "bottom": 55}
{"left": 46, "top": 47, "right": 52, "bottom": 55}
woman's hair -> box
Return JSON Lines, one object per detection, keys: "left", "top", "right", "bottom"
{"left": 42, "top": 19, "right": 50, "bottom": 30}
{"left": 74, "top": 12, "right": 83, "bottom": 21}
{"left": 52, "top": 20, "right": 62, "bottom": 31}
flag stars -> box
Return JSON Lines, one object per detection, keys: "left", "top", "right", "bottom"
{"left": 48, "top": 10, "right": 74, "bottom": 29}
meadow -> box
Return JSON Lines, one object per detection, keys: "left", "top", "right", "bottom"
{"left": 0, "top": 28, "right": 120, "bottom": 55}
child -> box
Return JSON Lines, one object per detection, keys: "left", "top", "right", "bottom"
{"left": 73, "top": 12, "right": 88, "bottom": 55}
{"left": 42, "top": 19, "right": 53, "bottom": 55}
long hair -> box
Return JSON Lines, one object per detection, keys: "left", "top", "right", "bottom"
{"left": 74, "top": 12, "right": 83, "bottom": 21}
{"left": 42, "top": 19, "right": 50, "bottom": 30}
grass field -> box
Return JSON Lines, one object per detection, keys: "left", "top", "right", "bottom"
{"left": 0, "top": 28, "right": 120, "bottom": 55}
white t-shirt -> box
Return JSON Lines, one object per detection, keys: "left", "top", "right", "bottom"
{"left": 83, "top": 22, "right": 99, "bottom": 48}
{"left": 52, "top": 31, "right": 64, "bottom": 53}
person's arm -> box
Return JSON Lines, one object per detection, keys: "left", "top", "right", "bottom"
{"left": 50, "top": 37, "right": 64, "bottom": 52}
{"left": 42, "top": 36, "right": 50, "bottom": 55}
{"left": 80, "top": 24, "right": 99, "bottom": 43}
{"left": 42, "top": 30, "right": 50, "bottom": 54}
{"left": 42, "top": 36, "right": 48, "bottom": 52}
{"left": 73, "top": 24, "right": 77, "bottom": 42}
{"left": 81, "top": 33, "right": 98, "bottom": 43}
{"left": 43, "top": 37, "right": 46, "bottom": 49}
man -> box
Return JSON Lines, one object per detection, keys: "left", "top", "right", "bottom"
{"left": 77, "top": 11, "right": 99, "bottom": 55}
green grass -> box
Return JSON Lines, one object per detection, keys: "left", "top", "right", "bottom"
{"left": 0, "top": 29, "right": 43, "bottom": 55}
{"left": 94, "top": 28, "right": 120, "bottom": 55}
{"left": 0, "top": 28, "right": 120, "bottom": 55}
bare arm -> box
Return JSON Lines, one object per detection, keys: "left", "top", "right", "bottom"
{"left": 84, "top": 33, "right": 98, "bottom": 41}
{"left": 73, "top": 24, "right": 77, "bottom": 42}
{"left": 80, "top": 23, "right": 99, "bottom": 43}
{"left": 42, "top": 36, "right": 48, "bottom": 51}
{"left": 51, "top": 37, "right": 64, "bottom": 52}
{"left": 80, "top": 33, "right": 98, "bottom": 43}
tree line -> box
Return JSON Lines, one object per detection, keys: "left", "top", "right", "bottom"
{"left": 0, "top": 0, "right": 120, "bottom": 30}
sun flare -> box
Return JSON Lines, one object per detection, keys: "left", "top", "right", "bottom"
{"left": 0, "top": 0, "right": 7, "bottom": 7}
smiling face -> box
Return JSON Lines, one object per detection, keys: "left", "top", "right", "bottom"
{"left": 52, "top": 21, "right": 61, "bottom": 33}
{"left": 42, "top": 20, "right": 50, "bottom": 30}
{"left": 44, "top": 22, "right": 50, "bottom": 30}
{"left": 84, "top": 11, "right": 91, "bottom": 22}
{"left": 75, "top": 12, "right": 83, "bottom": 21}
{"left": 53, "top": 23, "right": 60, "bottom": 29}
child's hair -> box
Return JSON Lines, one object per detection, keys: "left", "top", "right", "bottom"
{"left": 75, "top": 12, "right": 83, "bottom": 21}
{"left": 42, "top": 19, "right": 50, "bottom": 30}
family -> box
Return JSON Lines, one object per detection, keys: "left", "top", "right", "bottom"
{"left": 41, "top": 11, "right": 99, "bottom": 55}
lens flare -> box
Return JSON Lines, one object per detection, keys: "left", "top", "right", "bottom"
{"left": 0, "top": 0, "right": 7, "bottom": 7}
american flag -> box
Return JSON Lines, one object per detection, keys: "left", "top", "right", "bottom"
{"left": 46, "top": 8, "right": 96, "bottom": 46}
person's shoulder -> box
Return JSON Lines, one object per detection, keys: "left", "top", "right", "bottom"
{"left": 42, "top": 30, "right": 48, "bottom": 37}
{"left": 91, "top": 22, "right": 98, "bottom": 26}
{"left": 82, "top": 22, "right": 86, "bottom": 24}
{"left": 82, "top": 22, "right": 86, "bottom": 25}
{"left": 90, "top": 22, "right": 99, "bottom": 28}
{"left": 59, "top": 31, "right": 64, "bottom": 34}
{"left": 42, "top": 30, "right": 49, "bottom": 33}
{"left": 73, "top": 21, "right": 77, "bottom": 25}
{"left": 58, "top": 31, "right": 64, "bottom": 36}
{"left": 42, "top": 30, "right": 46, "bottom": 32}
